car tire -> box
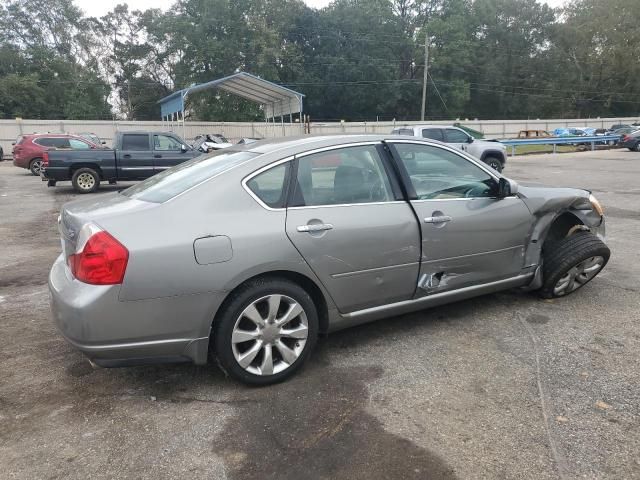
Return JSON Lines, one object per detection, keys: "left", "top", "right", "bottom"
{"left": 29, "top": 158, "right": 43, "bottom": 176}
{"left": 213, "top": 278, "right": 319, "bottom": 385}
{"left": 633, "top": 143, "right": 640, "bottom": 152}
{"left": 539, "top": 231, "right": 610, "bottom": 299}
{"left": 71, "top": 168, "right": 100, "bottom": 194}
{"left": 485, "top": 156, "right": 503, "bottom": 172}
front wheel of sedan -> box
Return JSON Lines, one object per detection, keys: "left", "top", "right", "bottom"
{"left": 213, "top": 279, "right": 319, "bottom": 385}
{"left": 540, "top": 231, "right": 610, "bottom": 299}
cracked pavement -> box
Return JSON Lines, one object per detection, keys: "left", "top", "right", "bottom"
{"left": 0, "top": 149, "right": 639, "bottom": 479}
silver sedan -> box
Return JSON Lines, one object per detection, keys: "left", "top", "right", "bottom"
{"left": 49, "top": 135, "right": 610, "bottom": 385}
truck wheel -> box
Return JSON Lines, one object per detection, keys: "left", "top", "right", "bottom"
{"left": 29, "top": 158, "right": 43, "bottom": 176}
{"left": 72, "top": 168, "right": 100, "bottom": 194}
{"left": 485, "top": 156, "right": 503, "bottom": 172}
{"left": 539, "top": 231, "right": 610, "bottom": 299}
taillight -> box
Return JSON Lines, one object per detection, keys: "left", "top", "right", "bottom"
{"left": 68, "top": 229, "right": 129, "bottom": 285}
{"left": 42, "top": 151, "right": 49, "bottom": 166}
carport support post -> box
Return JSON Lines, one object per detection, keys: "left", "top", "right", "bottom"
{"left": 591, "top": 141, "right": 595, "bottom": 151}
{"left": 553, "top": 143, "right": 557, "bottom": 154}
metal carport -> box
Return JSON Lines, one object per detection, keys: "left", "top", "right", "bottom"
{"left": 158, "top": 72, "right": 305, "bottom": 136}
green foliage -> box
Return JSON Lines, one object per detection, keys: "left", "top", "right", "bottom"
{"left": 0, "top": 0, "right": 638, "bottom": 121}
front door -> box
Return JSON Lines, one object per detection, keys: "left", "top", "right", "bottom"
{"left": 285, "top": 143, "right": 421, "bottom": 313}
{"left": 152, "top": 134, "right": 191, "bottom": 171}
{"left": 443, "top": 128, "right": 471, "bottom": 154}
{"left": 119, "top": 133, "right": 154, "bottom": 180}
{"left": 387, "top": 141, "right": 532, "bottom": 295}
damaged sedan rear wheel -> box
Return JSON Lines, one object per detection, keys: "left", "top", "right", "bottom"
{"left": 539, "top": 231, "right": 610, "bottom": 298}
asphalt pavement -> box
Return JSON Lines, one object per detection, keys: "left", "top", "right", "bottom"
{"left": 0, "top": 149, "right": 638, "bottom": 479}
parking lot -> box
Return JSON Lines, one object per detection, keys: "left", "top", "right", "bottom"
{"left": 0, "top": 149, "right": 638, "bottom": 479}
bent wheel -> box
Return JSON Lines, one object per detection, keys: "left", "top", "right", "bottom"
{"left": 539, "top": 231, "right": 610, "bottom": 298}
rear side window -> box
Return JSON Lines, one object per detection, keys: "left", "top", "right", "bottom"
{"left": 246, "top": 163, "right": 289, "bottom": 208}
{"left": 35, "top": 137, "right": 70, "bottom": 148}
{"left": 421, "top": 128, "right": 444, "bottom": 141}
{"left": 291, "top": 145, "right": 394, "bottom": 207}
{"left": 121, "top": 134, "right": 150, "bottom": 151}
{"left": 122, "top": 150, "right": 258, "bottom": 203}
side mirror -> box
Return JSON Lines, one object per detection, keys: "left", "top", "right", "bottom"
{"left": 181, "top": 144, "right": 189, "bottom": 153}
{"left": 497, "top": 178, "right": 518, "bottom": 198}
{"left": 467, "top": 136, "right": 474, "bottom": 143}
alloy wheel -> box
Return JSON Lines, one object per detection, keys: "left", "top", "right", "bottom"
{"left": 31, "top": 160, "right": 42, "bottom": 175}
{"left": 553, "top": 256, "right": 604, "bottom": 296}
{"left": 231, "top": 294, "right": 309, "bottom": 375}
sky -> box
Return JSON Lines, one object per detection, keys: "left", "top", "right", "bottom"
{"left": 73, "top": 0, "right": 567, "bottom": 18}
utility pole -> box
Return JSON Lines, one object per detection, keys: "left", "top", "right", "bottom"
{"left": 421, "top": 33, "right": 429, "bottom": 121}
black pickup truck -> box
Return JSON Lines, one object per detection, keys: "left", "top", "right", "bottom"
{"left": 42, "top": 131, "right": 201, "bottom": 193}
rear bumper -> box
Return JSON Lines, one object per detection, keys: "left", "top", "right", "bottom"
{"left": 49, "top": 255, "right": 220, "bottom": 366}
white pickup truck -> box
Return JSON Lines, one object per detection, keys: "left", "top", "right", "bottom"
{"left": 391, "top": 125, "right": 508, "bottom": 172}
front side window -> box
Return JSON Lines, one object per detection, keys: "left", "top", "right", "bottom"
{"left": 122, "top": 134, "right": 150, "bottom": 151}
{"left": 393, "top": 143, "right": 496, "bottom": 200}
{"left": 69, "top": 139, "right": 91, "bottom": 149}
{"left": 246, "top": 163, "right": 289, "bottom": 208}
{"left": 422, "top": 128, "right": 444, "bottom": 141}
{"left": 444, "top": 128, "right": 470, "bottom": 143}
{"left": 292, "top": 145, "right": 394, "bottom": 207}
{"left": 154, "top": 134, "right": 182, "bottom": 151}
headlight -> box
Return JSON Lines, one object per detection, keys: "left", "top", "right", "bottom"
{"left": 589, "top": 194, "right": 604, "bottom": 216}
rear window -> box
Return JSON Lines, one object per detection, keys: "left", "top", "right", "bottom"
{"left": 122, "top": 150, "right": 259, "bottom": 203}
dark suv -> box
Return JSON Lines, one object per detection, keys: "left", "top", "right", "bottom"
{"left": 12, "top": 133, "right": 99, "bottom": 175}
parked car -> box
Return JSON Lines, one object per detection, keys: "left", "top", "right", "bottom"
{"left": 193, "top": 133, "right": 233, "bottom": 153}
{"left": 12, "top": 133, "right": 100, "bottom": 176}
{"left": 41, "top": 131, "right": 200, "bottom": 193}
{"left": 391, "top": 125, "right": 508, "bottom": 171}
{"left": 610, "top": 124, "right": 632, "bottom": 131}
{"left": 618, "top": 130, "right": 640, "bottom": 151}
{"left": 49, "top": 135, "right": 610, "bottom": 385}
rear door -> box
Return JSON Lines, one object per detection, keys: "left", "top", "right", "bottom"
{"left": 152, "top": 134, "right": 192, "bottom": 171}
{"left": 284, "top": 143, "right": 421, "bottom": 313}
{"left": 118, "top": 133, "right": 154, "bottom": 179}
{"left": 421, "top": 128, "right": 444, "bottom": 142}
{"left": 387, "top": 141, "right": 532, "bottom": 295}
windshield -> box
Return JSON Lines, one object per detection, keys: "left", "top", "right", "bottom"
{"left": 122, "top": 150, "right": 259, "bottom": 203}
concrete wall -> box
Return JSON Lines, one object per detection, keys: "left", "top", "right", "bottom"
{"left": 2, "top": 117, "right": 638, "bottom": 159}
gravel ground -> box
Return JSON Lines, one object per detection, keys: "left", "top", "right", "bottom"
{"left": 0, "top": 149, "right": 639, "bottom": 479}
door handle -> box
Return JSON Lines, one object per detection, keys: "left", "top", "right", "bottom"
{"left": 424, "top": 215, "right": 452, "bottom": 224}
{"left": 123, "top": 154, "right": 131, "bottom": 158}
{"left": 297, "top": 223, "right": 334, "bottom": 233}
{"left": 154, "top": 154, "right": 162, "bottom": 158}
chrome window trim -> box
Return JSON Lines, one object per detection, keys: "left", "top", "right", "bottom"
{"left": 294, "top": 141, "right": 381, "bottom": 159}
{"left": 241, "top": 156, "right": 294, "bottom": 211}
{"left": 288, "top": 200, "right": 407, "bottom": 211}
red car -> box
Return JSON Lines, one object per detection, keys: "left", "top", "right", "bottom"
{"left": 12, "top": 133, "right": 100, "bottom": 176}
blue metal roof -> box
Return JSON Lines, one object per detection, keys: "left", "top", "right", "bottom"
{"left": 158, "top": 72, "right": 304, "bottom": 118}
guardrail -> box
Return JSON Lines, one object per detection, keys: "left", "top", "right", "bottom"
{"left": 500, "top": 135, "right": 621, "bottom": 156}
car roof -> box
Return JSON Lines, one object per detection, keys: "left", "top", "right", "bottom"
{"left": 229, "top": 134, "right": 450, "bottom": 157}
{"left": 392, "top": 125, "right": 459, "bottom": 130}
